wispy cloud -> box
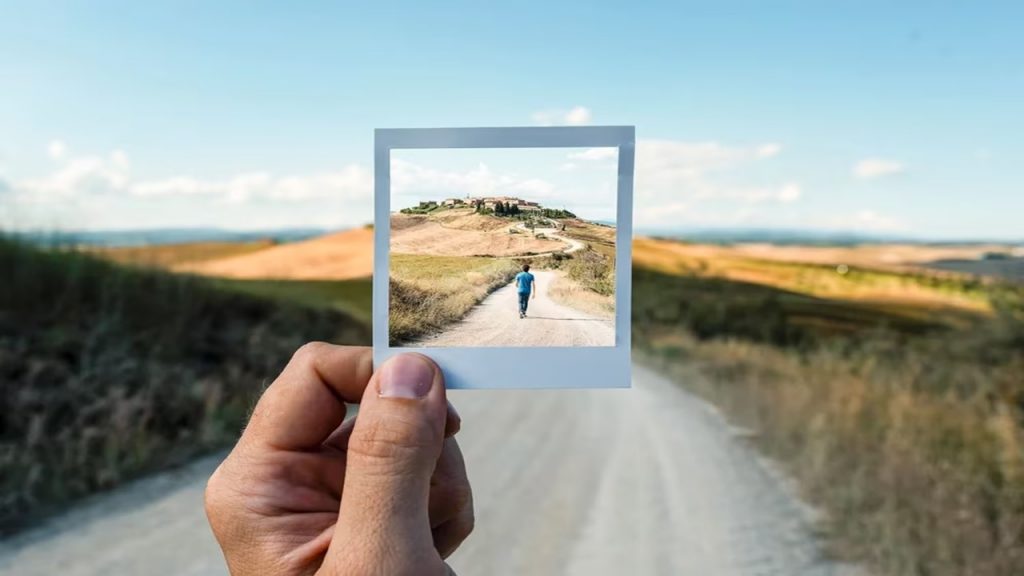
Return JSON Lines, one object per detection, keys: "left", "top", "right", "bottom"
{"left": 17, "top": 150, "right": 132, "bottom": 202}
{"left": 755, "top": 143, "right": 782, "bottom": 158}
{"left": 391, "top": 158, "right": 563, "bottom": 201}
{"left": 3, "top": 144, "right": 374, "bottom": 229}
{"left": 568, "top": 148, "right": 617, "bottom": 161}
{"left": 631, "top": 139, "right": 798, "bottom": 225}
{"left": 12, "top": 146, "right": 371, "bottom": 205}
{"left": 853, "top": 158, "right": 904, "bottom": 179}
{"left": 531, "top": 105, "right": 592, "bottom": 126}
{"left": 130, "top": 167, "right": 371, "bottom": 203}
{"left": 47, "top": 139, "right": 67, "bottom": 160}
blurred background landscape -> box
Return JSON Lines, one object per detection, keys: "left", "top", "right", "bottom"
{"left": 2, "top": 2, "right": 1023, "bottom": 575}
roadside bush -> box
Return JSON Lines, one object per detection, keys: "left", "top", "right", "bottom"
{"left": 567, "top": 249, "right": 614, "bottom": 296}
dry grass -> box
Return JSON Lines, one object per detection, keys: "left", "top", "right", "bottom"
{"left": 633, "top": 239, "right": 1024, "bottom": 576}
{"left": 390, "top": 211, "right": 563, "bottom": 257}
{"left": 389, "top": 253, "right": 521, "bottom": 344}
{"left": 560, "top": 219, "right": 616, "bottom": 245}
{"left": 679, "top": 240, "right": 1020, "bottom": 271}
{"left": 643, "top": 330, "right": 1024, "bottom": 576}
{"left": 635, "top": 238, "right": 994, "bottom": 316}
{"left": 177, "top": 228, "right": 373, "bottom": 280}
{"left": 89, "top": 240, "right": 275, "bottom": 267}
{"left": 547, "top": 272, "right": 614, "bottom": 319}
{"left": 546, "top": 220, "right": 616, "bottom": 300}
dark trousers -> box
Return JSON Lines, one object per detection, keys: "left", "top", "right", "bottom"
{"left": 518, "top": 292, "right": 530, "bottom": 314}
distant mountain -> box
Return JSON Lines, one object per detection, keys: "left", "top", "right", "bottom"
{"left": 11, "top": 227, "right": 330, "bottom": 248}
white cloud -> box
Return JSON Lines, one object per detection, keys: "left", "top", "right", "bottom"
{"left": 391, "top": 158, "right": 563, "bottom": 202}
{"left": 511, "top": 178, "right": 556, "bottom": 197}
{"left": 47, "top": 139, "right": 66, "bottom": 160}
{"left": 18, "top": 154, "right": 131, "bottom": 202}
{"left": 130, "top": 166, "right": 371, "bottom": 204}
{"left": 4, "top": 146, "right": 375, "bottom": 230}
{"left": 853, "top": 158, "right": 904, "bottom": 179}
{"left": 531, "top": 105, "right": 592, "bottom": 126}
{"left": 392, "top": 159, "right": 508, "bottom": 198}
{"left": 633, "top": 139, "right": 800, "bottom": 226}
{"left": 755, "top": 143, "right": 782, "bottom": 158}
{"left": 564, "top": 106, "right": 592, "bottom": 125}
{"left": 777, "top": 182, "right": 801, "bottom": 202}
{"left": 568, "top": 147, "right": 617, "bottom": 161}
{"left": 14, "top": 149, "right": 371, "bottom": 206}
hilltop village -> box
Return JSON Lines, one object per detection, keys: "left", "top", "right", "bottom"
{"left": 400, "top": 196, "right": 576, "bottom": 219}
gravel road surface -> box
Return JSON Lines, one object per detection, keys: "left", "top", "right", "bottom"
{"left": 415, "top": 270, "right": 615, "bottom": 347}
{"left": 0, "top": 366, "right": 860, "bottom": 576}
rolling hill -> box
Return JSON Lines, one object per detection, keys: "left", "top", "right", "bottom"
{"left": 175, "top": 227, "right": 374, "bottom": 280}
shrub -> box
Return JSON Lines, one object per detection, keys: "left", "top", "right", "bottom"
{"left": 567, "top": 249, "right": 614, "bottom": 296}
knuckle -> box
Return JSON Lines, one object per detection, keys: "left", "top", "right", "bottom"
{"left": 290, "top": 341, "right": 328, "bottom": 367}
{"left": 437, "top": 479, "right": 473, "bottom": 513}
{"left": 204, "top": 462, "right": 233, "bottom": 530}
{"left": 348, "top": 415, "right": 436, "bottom": 465}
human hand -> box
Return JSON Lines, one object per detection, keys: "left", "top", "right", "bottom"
{"left": 205, "top": 344, "right": 472, "bottom": 575}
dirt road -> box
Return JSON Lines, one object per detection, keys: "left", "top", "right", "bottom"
{"left": 511, "top": 223, "right": 587, "bottom": 256}
{"left": 0, "top": 366, "right": 860, "bottom": 576}
{"left": 413, "top": 270, "right": 615, "bottom": 347}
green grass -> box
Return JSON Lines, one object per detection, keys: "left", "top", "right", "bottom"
{"left": 0, "top": 237, "right": 369, "bottom": 533}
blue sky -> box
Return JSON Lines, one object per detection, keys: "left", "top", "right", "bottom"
{"left": 0, "top": 1, "right": 1021, "bottom": 239}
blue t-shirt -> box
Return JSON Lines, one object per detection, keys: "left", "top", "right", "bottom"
{"left": 515, "top": 271, "right": 535, "bottom": 294}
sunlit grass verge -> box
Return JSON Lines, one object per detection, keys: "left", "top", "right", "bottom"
{"left": 389, "top": 253, "right": 521, "bottom": 345}
{"left": 547, "top": 272, "right": 614, "bottom": 319}
{"left": 0, "top": 237, "right": 369, "bottom": 533}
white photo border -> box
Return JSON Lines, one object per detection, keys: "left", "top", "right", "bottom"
{"left": 374, "top": 126, "right": 634, "bottom": 390}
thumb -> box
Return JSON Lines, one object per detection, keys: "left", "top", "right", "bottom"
{"left": 329, "top": 353, "right": 449, "bottom": 571}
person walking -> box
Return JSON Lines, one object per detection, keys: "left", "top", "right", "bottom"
{"left": 515, "top": 264, "right": 536, "bottom": 318}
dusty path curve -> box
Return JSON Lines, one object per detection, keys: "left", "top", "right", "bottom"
{"left": 511, "top": 222, "right": 587, "bottom": 255}
{"left": 413, "top": 270, "right": 614, "bottom": 347}
{"left": 0, "top": 366, "right": 861, "bottom": 576}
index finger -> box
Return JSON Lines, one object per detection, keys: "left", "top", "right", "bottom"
{"left": 242, "top": 343, "right": 373, "bottom": 451}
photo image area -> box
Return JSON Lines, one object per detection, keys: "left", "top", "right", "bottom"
{"left": 388, "top": 146, "right": 618, "bottom": 348}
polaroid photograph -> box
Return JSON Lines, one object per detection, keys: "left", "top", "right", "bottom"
{"left": 373, "top": 127, "right": 634, "bottom": 389}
